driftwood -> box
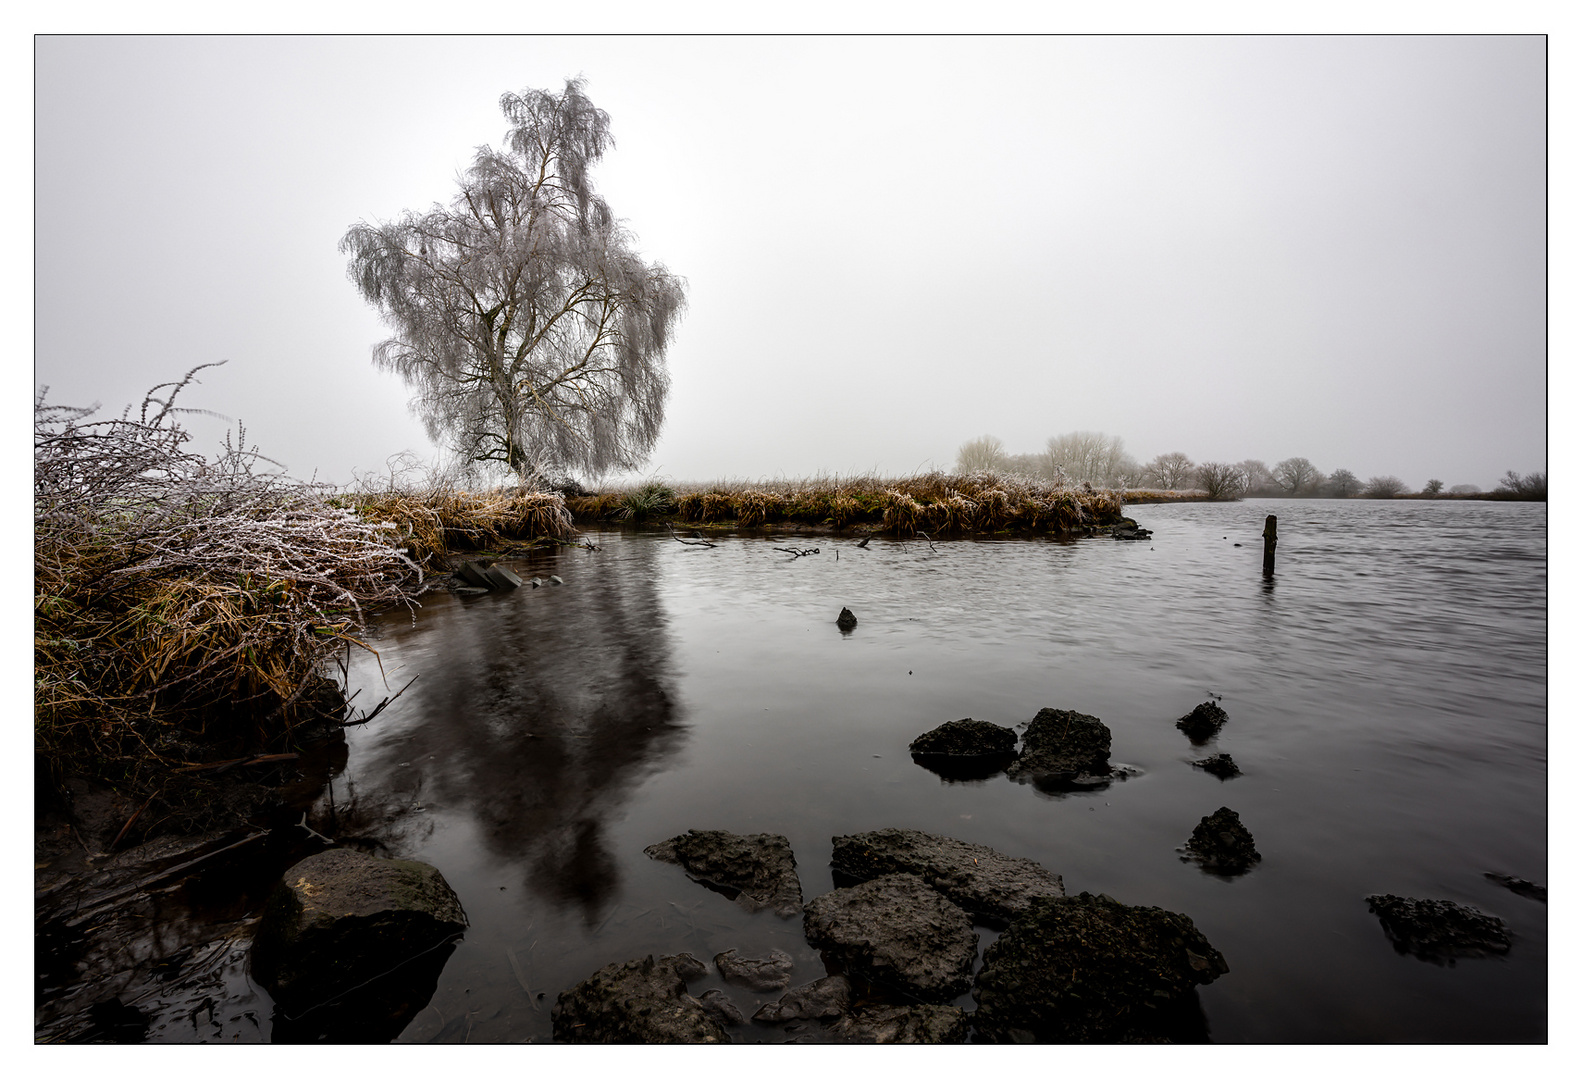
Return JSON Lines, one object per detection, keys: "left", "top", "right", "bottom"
{"left": 667, "top": 523, "right": 717, "bottom": 548}
{"left": 774, "top": 546, "right": 820, "bottom": 558}
{"left": 341, "top": 674, "right": 419, "bottom": 728}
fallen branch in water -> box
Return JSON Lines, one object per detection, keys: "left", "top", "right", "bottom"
{"left": 667, "top": 523, "right": 716, "bottom": 548}
{"left": 341, "top": 674, "right": 419, "bottom": 727}
{"left": 774, "top": 546, "right": 821, "bottom": 558}
{"left": 917, "top": 531, "right": 938, "bottom": 552}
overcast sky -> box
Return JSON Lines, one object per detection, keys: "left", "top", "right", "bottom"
{"left": 34, "top": 34, "right": 1546, "bottom": 490}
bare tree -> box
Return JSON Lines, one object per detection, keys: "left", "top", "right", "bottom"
{"left": 1044, "top": 431, "right": 1131, "bottom": 486}
{"left": 1495, "top": 470, "right": 1546, "bottom": 500}
{"left": 340, "top": 79, "right": 686, "bottom": 484}
{"left": 1273, "top": 457, "right": 1322, "bottom": 496}
{"left": 1327, "top": 468, "right": 1361, "bottom": 498}
{"left": 1238, "top": 459, "right": 1278, "bottom": 496}
{"left": 1362, "top": 475, "right": 1407, "bottom": 498}
{"left": 1421, "top": 479, "right": 1444, "bottom": 496}
{"left": 1145, "top": 451, "right": 1196, "bottom": 490}
{"left": 1195, "top": 462, "right": 1246, "bottom": 501}
{"left": 956, "top": 434, "right": 1010, "bottom": 473}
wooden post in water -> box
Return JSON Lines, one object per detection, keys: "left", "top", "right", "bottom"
{"left": 1262, "top": 515, "right": 1278, "bottom": 574}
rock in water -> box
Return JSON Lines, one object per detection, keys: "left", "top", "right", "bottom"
{"left": 1181, "top": 807, "right": 1261, "bottom": 876}
{"left": 698, "top": 989, "right": 745, "bottom": 1026}
{"left": 1190, "top": 753, "right": 1242, "bottom": 779}
{"left": 1484, "top": 873, "right": 1546, "bottom": 904}
{"left": 830, "top": 828, "right": 1064, "bottom": 928}
{"left": 552, "top": 955, "right": 728, "bottom": 1043}
{"left": 972, "top": 892, "right": 1228, "bottom": 1043}
{"left": 837, "top": 607, "right": 858, "bottom": 630}
{"left": 750, "top": 975, "right": 852, "bottom": 1023}
{"left": 1365, "top": 895, "right": 1511, "bottom": 964}
{"left": 714, "top": 948, "right": 794, "bottom": 992}
{"left": 803, "top": 873, "right": 978, "bottom": 1003}
{"left": 1175, "top": 701, "right": 1228, "bottom": 744}
{"left": 829, "top": 1004, "right": 969, "bottom": 1044}
{"left": 1005, "top": 708, "right": 1115, "bottom": 789}
{"left": 909, "top": 718, "right": 1017, "bottom": 757}
{"left": 660, "top": 952, "right": 709, "bottom": 983}
{"left": 643, "top": 829, "right": 804, "bottom": 917}
{"left": 251, "top": 848, "right": 467, "bottom": 999}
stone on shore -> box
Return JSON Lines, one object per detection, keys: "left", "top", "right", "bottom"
{"left": 830, "top": 828, "right": 1064, "bottom": 928}
{"left": 1005, "top": 708, "right": 1116, "bottom": 789}
{"left": 250, "top": 848, "right": 467, "bottom": 1005}
{"left": 1181, "top": 807, "right": 1261, "bottom": 876}
{"left": 714, "top": 948, "right": 794, "bottom": 992}
{"left": 551, "top": 955, "right": 729, "bottom": 1043}
{"left": 803, "top": 873, "right": 978, "bottom": 1003}
{"left": 1175, "top": 701, "right": 1228, "bottom": 744}
{"left": 1365, "top": 894, "right": 1511, "bottom": 963}
{"left": 972, "top": 892, "right": 1228, "bottom": 1043}
{"left": 644, "top": 829, "right": 804, "bottom": 917}
{"left": 699, "top": 989, "right": 745, "bottom": 1026}
{"left": 829, "top": 1003, "right": 969, "bottom": 1044}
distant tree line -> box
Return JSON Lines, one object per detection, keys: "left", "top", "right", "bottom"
{"left": 954, "top": 435, "right": 1545, "bottom": 502}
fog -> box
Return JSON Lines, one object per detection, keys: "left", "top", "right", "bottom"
{"left": 34, "top": 35, "right": 1546, "bottom": 491}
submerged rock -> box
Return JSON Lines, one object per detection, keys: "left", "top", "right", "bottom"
{"left": 837, "top": 607, "right": 858, "bottom": 631}
{"left": 1484, "top": 873, "right": 1546, "bottom": 904}
{"left": 750, "top": 974, "right": 851, "bottom": 1023}
{"left": 1175, "top": 701, "right": 1228, "bottom": 744}
{"left": 551, "top": 955, "right": 729, "bottom": 1043}
{"left": 644, "top": 829, "right": 804, "bottom": 917}
{"left": 1181, "top": 807, "right": 1261, "bottom": 876}
{"left": 660, "top": 952, "right": 709, "bottom": 983}
{"left": 803, "top": 873, "right": 978, "bottom": 1003}
{"left": 250, "top": 848, "right": 467, "bottom": 1005}
{"left": 1005, "top": 708, "right": 1116, "bottom": 789}
{"left": 699, "top": 989, "right": 746, "bottom": 1026}
{"left": 714, "top": 948, "right": 794, "bottom": 992}
{"left": 1190, "top": 753, "right": 1242, "bottom": 779}
{"left": 829, "top": 1003, "right": 969, "bottom": 1044}
{"left": 1365, "top": 894, "right": 1511, "bottom": 964}
{"left": 830, "top": 828, "right": 1064, "bottom": 928}
{"left": 972, "top": 892, "right": 1228, "bottom": 1043}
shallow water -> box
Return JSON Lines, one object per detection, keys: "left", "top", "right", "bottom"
{"left": 69, "top": 498, "right": 1550, "bottom": 1042}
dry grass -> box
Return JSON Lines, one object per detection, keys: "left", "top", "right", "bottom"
{"left": 567, "top": 471, "right": 1129, "bottom": 536}
{"left": 34, "top": 370, "right": 575, "bottom": 788}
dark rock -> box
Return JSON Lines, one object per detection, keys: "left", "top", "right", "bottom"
{"left": 1485, "top": 873, "right": 1546, "bottom": 903}
{"left": 714, "top": 948, "right": 794, "bottom": 992}
{"left": 837, "top": 607, "right": 858, "bottom": 630}
{"left": 1005, "top": 708, "right": 1115, "bottom": 789}
{"left": 972, "top": 892, "right": 1228, "bottom": 1043}
{"left": 456, "top": 560, "right": 494, "bottom": 589}
{"left": 750, "top": 974, "right": 851, "bottom": 1023}
{"left": 909, "top": 718, "right": 1017, "bottom": 757}
{"left": 249, "top": 848, "right": 467, "bottom": 1042}
{"left": 1175, "top": 701, "right": 1228, "bottom": 744}
{"left": 484, "top": 564, "right": 523, "bottom": 589}
{"left": 1111, "top": 520, "right": 1152, "bottom": 541}
{"left": 552, "top": 955, "right": 729, "bottom": 1043}
{"left": 661, "top": 952, "right": 709, "bottom": 982}
{"left": 250, "top": 848, "right": 467, "bottom": 1005}
{"left": 829, "top": 1003, "right": 969, "bottom": 1044}
{"left": 1365, "top": 894, "right": 1511, "bottom": 964}
{"left": 1190, "top": 753, "right": 1241, "bottom": 779}
{"left": 803, "top": 873, "right": 978, "bottom": 1003}
{"left": 1181, "top": 807, "right": 1261, "bottom": 876}
{"left": 699, "top": 989, "right": 746, "bottom": 1025}
{"left": 830, "top": 828, "right": 1064, "bottom": 928}
{"left": 644, "top": 829, "right": 804, "bottom": 917}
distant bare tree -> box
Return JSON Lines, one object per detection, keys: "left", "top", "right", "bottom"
{"left": 1145, "top": 451, "right": 1196, "bottom": 490}
{"left": 1362, "top": 475, "right": 1408, "bottom": 498}
{"left": 1421, "top": 479, "right": 1444, "bottom": 496}
{"left": 1449, "top": 483, "right": 1480, "bottom": 495}
{"left": 1196, "top": 462, "right": 1245, "bottom": 501}
{"left": 1327, "top": 468, "right": 1361, "bottom": 498}
{"left": 1273, "top": 457, "right": 1322, "bottom": 496}
{"left": 1000, "top": 451, "right": 1046, "bottom": 478}
{"left": 1044, "top": 431, "right": 1131, "bottom": 487}
{"left": 1495, "top": 470, "right": 1546, "bottom": 500}
{"left": 1238, "top": 459, "right": 1279, "bottom": 496}
{"left": 956, "top": 434, "right": 1009, "bottom": 473}
{"left": 340, "top": 79, "right": 686, "bottom": 484}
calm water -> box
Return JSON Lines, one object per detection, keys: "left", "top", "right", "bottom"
{"left": 106, "top": 499, "right": 1554, "bottom": 1042}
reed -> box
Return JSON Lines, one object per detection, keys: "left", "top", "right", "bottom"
{"left": 567, "top": 471, "right": 1130, "bottom": 537}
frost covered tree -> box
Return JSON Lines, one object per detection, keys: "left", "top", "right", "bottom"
{"left": 1273, "top": 457, "right": 1322, "bottom": 496}
{"left": 340, "top": 79, "right": 687, "bottom": 483}
{"left": 1145, "top": 451, "right": 1196, "bottom": 490}
{"left": 1043, "top": 431, "right": 1133, "bottom": 486}
{"left": 956, "top": 435, "right": 1010, "bottom": 473}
